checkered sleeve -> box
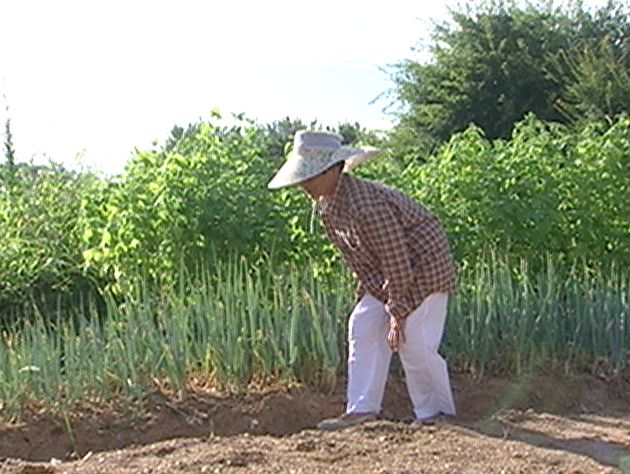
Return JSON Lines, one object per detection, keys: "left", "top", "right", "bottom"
{"left": 357, "top": 203, "right": 414, "bottom": 320}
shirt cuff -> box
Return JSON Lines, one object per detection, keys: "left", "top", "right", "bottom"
{"left": 385, "top": 299, "right": 414, "bottom": 320}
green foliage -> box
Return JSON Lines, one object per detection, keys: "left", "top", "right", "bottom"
{"left": 84, "top": 114, "right": 276, "bottom": 294}
{"left": 559, "top": 116, "right": 630, "bottom": 261}
{"left": 1, "top": 253, "right": 627, "bottom": 418}
{"left": 402, "top": 114, "right": 630, "bottom": 268}
{"left": 550, "top": 38, "right": 630, "bottom": 122}
{"left": 3, "top": 118, "right": 15, "bottom": 169}
{"left": 390, "top": 0, "right": 630, "bottom": 155}
{"left": 3, "top": 109, "right": 629, "bottom": 330}
{"left": 1, "top": 109, "right": 629, "bottom": 416}
{"left": 447, "top": 252, "right": 630, "bottom": 377}
{"left": 2, "top": 96, "right": 16, "bottom": 170}
{"left": 2, "top": 101, "right": 17, "bottom": 187}
{"left": 0, "top": 260, "right": 354, "bottom": 417}
{"left": 82, "top": 113, "right": 389, "bottom": 294}
{"left": 0, "top": 112, "right": 383, "bottom": 309}
{"left": 0, "top": 163, "right": 101, "bottom": 314}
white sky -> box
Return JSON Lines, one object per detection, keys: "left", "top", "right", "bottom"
{"left": 0, "top": 0, "right": 612, "bottom": 176}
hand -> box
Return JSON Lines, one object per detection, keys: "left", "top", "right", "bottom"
{"left": 387, "top": 315, "right": 406, "bottom": 352}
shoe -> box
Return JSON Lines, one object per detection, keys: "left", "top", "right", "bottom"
{"left": 413, "top": 413, "right": 444, "bottom": 426}
{"left": 316, "top": 413, "right": 377, "bottom": 431}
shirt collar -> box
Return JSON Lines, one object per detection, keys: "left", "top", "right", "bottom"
{"left": 317, "top": 172, "right": 347, "bottom": 214}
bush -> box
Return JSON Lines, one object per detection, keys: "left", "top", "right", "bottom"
{"left": 82, "top": 113, "right": 343, "bottom": 294}
{"left": 3, "top": 113, "right": 628, "bottom": 313}
{"left": 0, "top": 163, "right": 102, "bottom": 319}
{"left": 400, "top": 114, "right": 630, "bottom": 268}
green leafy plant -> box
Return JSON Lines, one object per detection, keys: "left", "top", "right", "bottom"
{"left": 0, "top": 163, "right": 102, "bottom": 321}
{"left": 402, "top": 114, "right": 630, "bottom": 269}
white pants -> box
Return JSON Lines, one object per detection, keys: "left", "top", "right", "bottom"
{"left": 346, "top": 293, "right": 456, "bottom": 420}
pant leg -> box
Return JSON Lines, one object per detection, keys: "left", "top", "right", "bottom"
{"left": 346, "top": 294, "right": 392, "bottom": 414}
{"left": 398, "top": 293, "right": 456, "bottom": 420}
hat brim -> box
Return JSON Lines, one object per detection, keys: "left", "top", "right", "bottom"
{"left": 267, "top": 146, "right": 380, "bottom": 189}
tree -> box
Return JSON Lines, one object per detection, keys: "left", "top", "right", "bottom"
{"left": 329, "top": 121, "right": 381, "bottom": 147}
{"left": 2, "top": 93, "right": 16, "bottom": 169}
{"left": 1, "top": 103, "right": 17, "bottom": 190}
{"left": 390, "top": 0, "right": 630, "bottom": 154}
{"left": 3, "top": 117, "right": 15, "bottom": 168}
{"left": 548, "top": 2, "right": 630, "bottom": 122}
{"left": 551, "top": 39, "right": 630, "bottom": 121}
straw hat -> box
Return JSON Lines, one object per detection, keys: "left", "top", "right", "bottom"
{"left": 267, "top": 130, "right": 380, "bottom": 189}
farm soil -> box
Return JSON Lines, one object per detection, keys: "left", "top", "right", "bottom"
{"left": 1, "top": 372, "right": 630, "bottom": 473}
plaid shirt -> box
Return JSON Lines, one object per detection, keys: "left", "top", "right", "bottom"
{"left": 318, "top": 174, "right": 457, "bottom": 320}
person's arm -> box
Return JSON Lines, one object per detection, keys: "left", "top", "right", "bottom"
{"left": 357, "top": 203, "right": 414, "bottom": 321}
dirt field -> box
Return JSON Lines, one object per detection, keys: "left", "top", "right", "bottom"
{"left": 1, "top": 372, "right": 629, "bottom": 473}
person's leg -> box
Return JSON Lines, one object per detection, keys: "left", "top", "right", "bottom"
{"left": 346, "top": 293, "right": 392, "bottom": 415}
{"left": 398, "top": 293, "right": 456, "bottom": 421}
